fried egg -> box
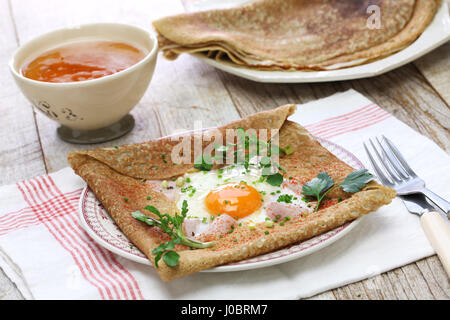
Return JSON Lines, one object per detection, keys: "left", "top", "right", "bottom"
{"left": 172, "top": 159, "right": 312, "bottom": 238}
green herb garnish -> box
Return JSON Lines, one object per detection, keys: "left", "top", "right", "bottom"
{"left": 194, "top": 154, "right": 213, "bottom": 171}
{"left": 339, "top": 170, "right": 375, "bottom": 193}
{"left": 279, "top": 145, "right": 293, "bottom": 155}
{"left": 265, "top": 173, "right": 283, "bottom": 187}
{"left": 132, "top": 200, "right": 214, "bottom": 267}
{"left": 302, "top": 169, "right": 374, "bottom": 212}
{"left": 277, "top": 194, "right": 293, "bottom": 204}
{"left": 201, "top": 128, "right": 288, "bottom": 187}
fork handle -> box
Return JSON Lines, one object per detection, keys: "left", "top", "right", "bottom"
{"left": 421, "top": 211, "right": 450, "bottom": 277}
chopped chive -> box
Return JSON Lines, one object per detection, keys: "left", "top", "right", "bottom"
{"left": 176, "top": 177, "right": 185, "bottom": 187}
{"left": 277, "top": 194, "right": 294, "bottom": 204}
{"left": 265, "top": 220, "right": 274, "bottom": 228}
{"left": 284, "top": 145, "right": 294, "bottom": 155}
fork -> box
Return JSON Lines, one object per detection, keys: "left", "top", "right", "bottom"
{"left": 363, "top": 135, "right": 450, "bottom": 219}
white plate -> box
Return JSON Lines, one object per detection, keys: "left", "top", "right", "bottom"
{"left": 78, "top": 137, "right": 366, "bottom": 272}
{"left": 188, "top": 1, "right": 450, "bottom": 83}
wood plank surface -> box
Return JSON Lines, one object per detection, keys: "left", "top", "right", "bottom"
{"left": 0, "top": 0, "right": 46, "bottom": 185}
{"left": 0, "top": 0, "right": 43, "bottom": 300}
{"left": 0, "top": 0, "right": 448, "bottom": 300}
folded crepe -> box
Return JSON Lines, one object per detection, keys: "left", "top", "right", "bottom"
{"left": 68, "top": 105, "right": 396, "bottom": 281}
{"left": 153, "top": 0, "right": 440, "bottom": 71}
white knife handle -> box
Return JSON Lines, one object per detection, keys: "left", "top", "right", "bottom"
{"left": 420, "top": 211, "right": 450, "bottom": 277}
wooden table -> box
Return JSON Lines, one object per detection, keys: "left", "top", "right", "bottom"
{"left": 1, "top": 0, "right": 449, "bottom": 300}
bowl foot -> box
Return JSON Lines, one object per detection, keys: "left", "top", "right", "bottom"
{"left": 57, "top": 114, "right": 135, "bottom": 144}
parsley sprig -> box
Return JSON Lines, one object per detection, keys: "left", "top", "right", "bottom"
{"left": 132, "top": 200, "right": 215, "bottom": 267}
{"left": 302, "top": 169, "right": 374, "bottom": 212}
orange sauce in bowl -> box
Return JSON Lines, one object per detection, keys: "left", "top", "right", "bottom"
{"left": 21, "top": 40, "right": 146, "bottom": 83}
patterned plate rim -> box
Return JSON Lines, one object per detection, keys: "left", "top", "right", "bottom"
{"left": 78, "top": 137, "right": 365, "bottom": 272}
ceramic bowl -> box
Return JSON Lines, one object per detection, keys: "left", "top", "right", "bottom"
{"left": 9, "top": 23, "right": 158, "bottom": 143}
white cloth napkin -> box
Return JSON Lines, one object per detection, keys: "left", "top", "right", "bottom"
{"left": 1, "top": 89, "right": 449, "bottom": 300}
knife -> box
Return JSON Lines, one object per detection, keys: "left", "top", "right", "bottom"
{"left": 400, "top": 194, "right": 450, "bottom": 277}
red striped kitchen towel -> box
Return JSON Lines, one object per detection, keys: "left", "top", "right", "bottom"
{"left": 1, "top": 89, "right": 448, "bottom": 299}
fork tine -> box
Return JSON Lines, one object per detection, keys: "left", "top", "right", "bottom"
{"left": 375, "top": 136, "right": 409, "bottom": 180}
{"left": 382, "top": 135, "right": 418, "bottom": 178}
{"left": 363, "top": 142, "right": 393, "bottom": 186}
{"left": 368, "top": 138, "right": 402, "bottom": 183}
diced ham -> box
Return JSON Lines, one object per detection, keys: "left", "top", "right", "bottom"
{"left": 183, "top": 218, "right": 202, "bottom": 240}
{"left": 146, "top": 180, "right": 178, "bottom": 202}
{"left": 196, "top": 214, "right": 237, "bottom": 241}
{"left": 282, "top": 178, "right": 303, "bottom": 195}
{"left": 266, "top": 202, "right": 304, "bottom": 220}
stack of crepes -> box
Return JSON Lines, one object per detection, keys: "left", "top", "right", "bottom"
{"left": 152, "top": 0, "right": 440, "bottom": 70}
{"left": 68, "top": 105, "right": 396, "bottom": 282}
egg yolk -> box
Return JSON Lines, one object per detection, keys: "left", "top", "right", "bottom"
{"left": 204, "top": 183, "right": 262, "bottom": 219}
